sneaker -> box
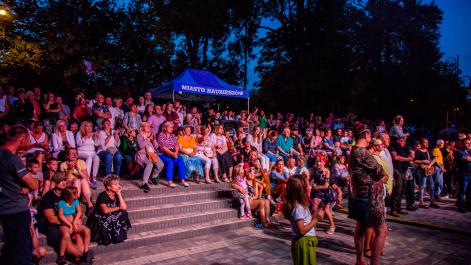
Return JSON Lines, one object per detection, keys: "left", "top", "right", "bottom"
{"left": 326, "top": 226, "right": 335, "bottom": 235}
{"left": 56, "top": 256, "right": 67, "bottom": 265}
{"left": 246, "top": 213, "right": 253, "bottom": 219}
{"left": 240, "top": 214, "right": 247, "bottom": 219}
{"left": 92, "top": 180, "right": 97, "bottom": 190}
{"left": 81, "top": 250, "right": 95, "bottom": 263}
{"left": 165, "top": 182, "right": 176, "bottom": 188}
{"left": 142, "top": 183, "right": 150, "bottom": 193}
{"left": 149, "top": 178, "right": 159, "bottom": 185}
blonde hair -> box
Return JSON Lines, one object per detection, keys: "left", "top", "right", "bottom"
{"left": 103, "top": 174, "right": 120, "bottom": 190}
{"left": 79, "top": 121, "right": 93, "bottom": 137}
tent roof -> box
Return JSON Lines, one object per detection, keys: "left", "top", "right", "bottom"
{"left": 151, "top": 69, "right": 249, "bottom": 100}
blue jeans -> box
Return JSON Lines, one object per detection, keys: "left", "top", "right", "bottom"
{"left": 158, "top": 154, "right": 186, "bottom": 181}
{"left": 458, "top": 174, "right": 471, "bottom": 206}
{"left": 98, "top": 150, "right": 122, "bottom": 176}
{"left": 418, "top": 174, "right": 435, "bottom": 202}
{"left": 434, "top": 166, "right": 443, "bottom": 199}
{"left": 264, "top": 153, "right": 278, "bottom": 163}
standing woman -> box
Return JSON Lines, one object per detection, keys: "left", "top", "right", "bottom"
{"left": 51, "top": 119, "right": 76, "bottom": 159}
{"left": 135, "top": 122, "right": 164, "bottom": 193}
{"left": 177, "top": 126, "right": 204, "bottom": 182}
{"left": 158, "top": 121, "right": 188, "bottom": 188}
{"left": 76, "top": 121, "right": 100, "bottom": 189}
{"left": 349, "top": 123, "right": 388, "bottom": 265}
{"left": 210, "top": 124, "right": 234, "bottom": 182}
{"left": 414, "top": 138, "right": 440, "bottom": 209}
{"left": 26, "top": 90, "right": 41, "bottom": 121}
{"left": 97, "top": 119, "right": 122, "bottom": 176}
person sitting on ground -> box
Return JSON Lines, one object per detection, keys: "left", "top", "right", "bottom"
{"left": 158, "top": 121, "right": 189, "bottom": 188}
{"left": 232, "top": 167, "right": 272, "bottom": 228}
{"left": 87, "top": 175, "right": 131, "bottom": 245}
{"left": 57, "top": 186, "right": 93, "bottom": 264}
{"left": 177, "top": 125, "right": 204, "bottom": 182}
{"left": 282, "top": 175, "right": 325, "bottom": 265}
{"left": 40, "top": 173, "right": 93, "bottom": 265}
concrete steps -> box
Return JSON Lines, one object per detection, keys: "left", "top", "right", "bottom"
{"left": 34, "top": 180, "right": 252, "bottom": 264}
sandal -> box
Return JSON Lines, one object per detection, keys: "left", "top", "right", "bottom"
{"left": 364, "top": 248, "right": 372, "bottom": 258}
{"left": 326, "top": 226, "right": 335, "bottom": 235}
{"left": 204, "top": 178, "right": 212, "bottom": 184}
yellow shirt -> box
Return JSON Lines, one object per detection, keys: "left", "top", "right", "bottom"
{"left": 177, "top": 135, "right": 196, "bottom": 152}
{"left": 432, "top": 147, "right": 443, "bottom": 166}
{"left": 60, "top": 159, "right": 87, "bottom": 180}
{"left": 373, "top": 155, "right": 393, "bottom": 194}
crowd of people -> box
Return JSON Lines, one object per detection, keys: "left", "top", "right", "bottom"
{"left": 0, "top": 85, "right": 470, "bottom": 265}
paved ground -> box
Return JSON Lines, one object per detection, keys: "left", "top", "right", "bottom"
{"left": 92, "top": 200, "right": 471, "bottom": 265}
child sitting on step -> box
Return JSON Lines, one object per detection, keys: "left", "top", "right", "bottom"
{"left": 57, "top": 186, "right": 93, "bottom": 264}
{"left": 232, "top": 165, "right": 252, "bottom": 219}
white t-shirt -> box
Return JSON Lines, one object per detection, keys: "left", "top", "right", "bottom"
{"left": 291, "top": 204, "right": 316, "bottom": 237}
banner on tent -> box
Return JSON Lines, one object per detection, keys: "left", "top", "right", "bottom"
{"left": 179, "top": 84, "right": 246, "bottom": 97}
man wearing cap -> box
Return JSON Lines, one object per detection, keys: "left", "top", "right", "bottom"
{"left": 0, "top": 125, "right": 39, "bottom": 265}
{"left": 40, "top": 172, "right": 93, "bottom": 264}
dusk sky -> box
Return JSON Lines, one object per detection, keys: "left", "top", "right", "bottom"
{"left": 248, "top": 0, "right": 471, "bottom": 87}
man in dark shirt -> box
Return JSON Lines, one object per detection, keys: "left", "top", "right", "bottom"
{"left": 92, "top": 93, "right": 111, "bottom": 129}
{"left": 456, "top": 138, "right": 471, "bottom": 213}
{"left": 40, "top": 172, "right": 93, "bottom": 264}
{"left": 0, "top": 125, "right": 38, "bottom": 265}
{"left": 389, "top": 136, "right": 415, "bottom": 214}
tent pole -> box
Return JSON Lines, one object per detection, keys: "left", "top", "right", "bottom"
{"left": 217, "top": 103, "right": 220, "bottom": 112}
{"left": 172, "top": 90, "right": 175, "bottom": 103}
{"left": 247, "top": 98, "right": 250, "bottom": 113}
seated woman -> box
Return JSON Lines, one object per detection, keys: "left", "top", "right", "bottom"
{"left": 87, "top": 175, "right": 131, "bottom": 246}
{"left": 231, "top": 167, "right": 272, "bottom": 228}
{"left": 246, "top": 125, "right": 270, "bottom": 171}
{"left": 271, "top": 159, "right": 289, "bottom": 200}
{"left": 195, "top": 125, "right": 219, "bottom": 183}
{"left": 262, "top": 130, "right": 282, "bottom": 171}
{"left": 135, "top": 122, "right": 164, "bottom": 193}
{"left": 158, "top": 121, "right": 188, "bottom": 188}
{"left": 75, "top": 121, "right": 100, "bottom": 189}
{"left": 51, "top": 119, "right": 76, "bottom": 159}
{"left": 210, "top": 124, "right": 234, "bottom": 182}
{"left": 119, "top": 128, "right": 139, "bottom": 177}
{"left": 97, "top": 119, "right": 122, "bottom": 176}
{"left": 59, "top": 148, "right": 94, "bottom": 211}
{"left": 26, "top": 121, "right": 49, "bottom": 155}
{"left": 177, "top": 126, "right": 204, "bottom": 182}
{"left": 123, "top": 104, "right": 142, "bottom": 131}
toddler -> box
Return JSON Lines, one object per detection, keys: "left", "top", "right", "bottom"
{"left": 232, "top": 165, "right": 252, "bottom": 219}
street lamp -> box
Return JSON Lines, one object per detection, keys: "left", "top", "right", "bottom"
{"left": 445, "top": 55, "right": 459, "bottom": 77}
{"left": 0, "top": 9, "right": 8, "bottom": 16}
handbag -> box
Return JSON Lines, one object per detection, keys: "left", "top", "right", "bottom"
{"left": 146, "top": 145, "right": 159, "bottom": 164}
{"left": 420, "top": 151, "right": 435, "bottom": 176}
{"left": 107, "top": 146, "right": 118, "bottom": 155}
{"left": 348, "top": 180, "right": 372, "bottom": 223}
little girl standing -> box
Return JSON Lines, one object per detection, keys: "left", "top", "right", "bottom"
{"left": 232, "top": 165, "right": 252, "bottom": 219}
{"left": 282, "top": 175, "right": 324, "bottom": 265}
{"left": 57, "top": 186, "right": 92, "bottom": 264}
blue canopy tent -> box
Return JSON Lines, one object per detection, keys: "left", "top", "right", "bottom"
{"left": 150, "top": 69, "right": 250, "bottom": 111}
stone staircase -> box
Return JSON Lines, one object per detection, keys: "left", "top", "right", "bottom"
{"left": 2, "top": 180, "right": 254, "bottom": 264}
